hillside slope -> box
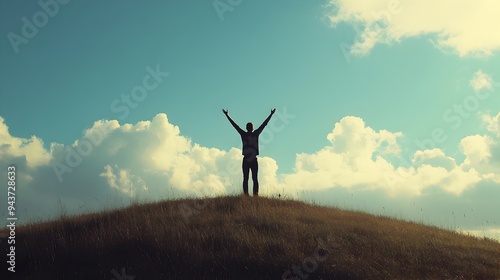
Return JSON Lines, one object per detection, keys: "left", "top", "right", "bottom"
{"left": 3, "top": 195, "right": 500, "bottom": 279}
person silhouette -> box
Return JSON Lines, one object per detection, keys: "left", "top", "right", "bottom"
{"left": 223, "top": 108, "right": 276, "bottom": 196}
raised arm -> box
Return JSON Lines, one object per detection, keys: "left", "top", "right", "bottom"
{"left": 222, "top": 109, "right": 244, "bottom": 134}
{"left": 255, "top": 108, "right": 276, "bottom": 134}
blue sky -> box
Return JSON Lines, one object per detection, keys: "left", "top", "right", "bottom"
{"left": 1, "top": 1, "right": 500, "bottom": 240}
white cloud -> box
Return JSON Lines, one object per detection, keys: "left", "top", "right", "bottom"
{"left": 412, "top": 149, "right": 457, "bottom": 171}
{"left": 99, "top": 164, "right": 148, "bottom": 197}
{"left": 280, "top": 116, "right": 487, "bottom": 196}
{"left": 281, "top": 116, "right": 401, "bottom": 193}
{"left": 482, "top": 112, "right": 500, "bottom": 137}
{"left": 326, "top": 116, "right": 402, "bottom": 156}
{"left": 327, "top": 0, "right": 500, "bottom": 57}
{"left": 0, "top": 116, "right": 51, "bottom": 168}
{"left": 459, "top": 132, "right": 500, "bottom": 183}
{"left": 470, "top": 70, "right": 493, "bottom": 91}
{"left": 460, "top": 135, "right": 493, "bottom": 167}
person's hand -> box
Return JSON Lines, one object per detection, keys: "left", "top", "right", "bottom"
{"left": 271, "top": 108, "right": 276, "bottom": 115}
{"left": 222, "top": 109, "right": 228, "bottom": 115}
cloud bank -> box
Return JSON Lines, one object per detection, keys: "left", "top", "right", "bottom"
{"left": 327, "top": 0, "right": 500, "bottom": 57}
{"left": 281, "top": 115, "right": 500, "bottom": 197}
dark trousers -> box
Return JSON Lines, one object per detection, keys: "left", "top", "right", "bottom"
{"left": 242, "top": 156, "right": 258, "bottom": 195}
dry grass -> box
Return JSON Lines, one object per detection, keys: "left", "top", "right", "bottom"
{"left": 3, "top": 195, "right": 500, "bottom": 279}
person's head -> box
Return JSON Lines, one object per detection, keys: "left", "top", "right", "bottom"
{"left": 246, "top": 122, "right": 253, "bottom": 132}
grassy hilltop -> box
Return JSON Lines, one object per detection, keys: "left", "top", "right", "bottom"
{"left": 3, "top": 195, "right": 500, "bottom": 279}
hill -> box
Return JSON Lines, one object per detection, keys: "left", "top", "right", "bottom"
{"left": 2, "top": 195, "right": 500, "bottom": 279}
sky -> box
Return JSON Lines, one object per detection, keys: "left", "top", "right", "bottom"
{"left": 1, "top": 0, "right": 499, "bottom": 241}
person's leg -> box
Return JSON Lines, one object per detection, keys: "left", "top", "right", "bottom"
{"left": 251, "top": 158, "right": 259, "bottom": 196}
{"left": 242, "top": 158, "right": 250, "bottom": 195}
